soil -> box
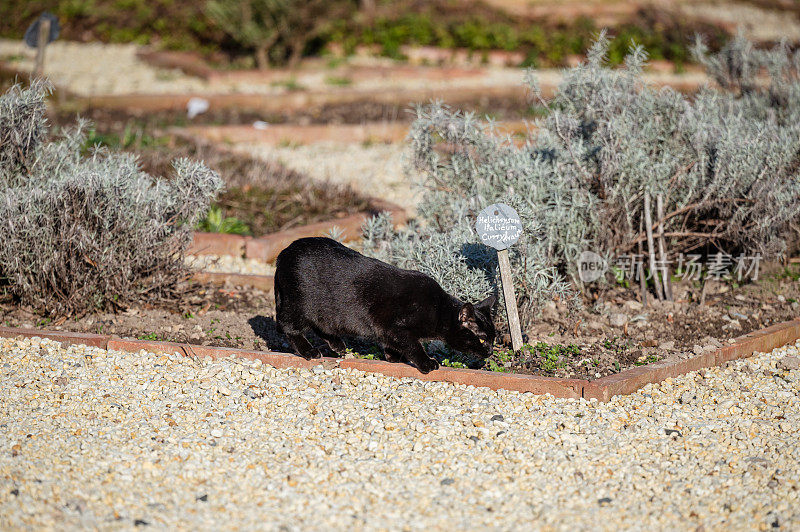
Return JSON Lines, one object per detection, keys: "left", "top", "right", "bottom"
{"left": 51, "top": 90, "right": 535, "bottom": 125}
{"left": 2, "top": 263, "right": 798, "bottom": 380}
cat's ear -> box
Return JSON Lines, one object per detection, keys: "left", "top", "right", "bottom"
{"left": 475, "top": 294, "right": 496, "bottom": 312}
{"left": 458, "top": 303, "right": 476, "bottom": 326}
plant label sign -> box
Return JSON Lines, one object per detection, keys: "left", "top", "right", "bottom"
{"left": 475, "top": 203, "right": 523, "bottom": 250}
{"left": 24, "top": 13, "right": 60, "bottom": 48}
{"left": 24, "top": 12, "right": 60, "bottom": 78}
{"left": 476, "top": 203, "right": 524, "bottom": 352}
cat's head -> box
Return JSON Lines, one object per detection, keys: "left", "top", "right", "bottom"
{"left": 447, "top": 294, "right": 497, "bottom": 358}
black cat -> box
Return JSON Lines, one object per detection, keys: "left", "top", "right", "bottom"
{"left": 274, "top": 237, "right": 496, "bottom": 373}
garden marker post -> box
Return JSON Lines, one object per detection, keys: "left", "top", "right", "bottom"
{"left": 24, "top": 12, "right": 60, "bottom": 78}
{"left": 476, "top": 203, "right": 524, "bottom": 352}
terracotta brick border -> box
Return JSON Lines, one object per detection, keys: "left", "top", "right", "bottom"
{"left": 70, "top": 86, "right": 530, "bottom": 114}
{"left": 2, "top": 318, "right": 799, "bottom": 400}
{"left": 176, "top": 121, "right": 531, "bottom": 147}
{"left": 189, "top": 201, "right": 407, "bottom": 262}
{"left": 191, "top": 272, "right": 274, "bottom": 291}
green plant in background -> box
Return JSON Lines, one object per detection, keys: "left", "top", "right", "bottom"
{"left": 486, "top": 359, "right": 509, "bottom": 373}
{"left": 344, "top": 346, "right": 383, "bottom": 360}
{"left": 0, "top": 0, "right": 218, "bottom": 52}
{"left": 634, "top": 354, "right": 660, "bottom": 366}
{"left": 197, "top": 206, "right": 251, "bottom": 235}
{"left": 205, "top": 0, "right": 282, "bottom": 69}
{"left": 325, "top": 75, "right": 352, "bottom": 87}
{"left": 0, "top": 80, "right": 223, "bottom": 316}
{"left": 484, "top": 343, "right": 575, "bottom": 374}
{"left": 0, "top": 0, "right": 727, "bottom": 67}
{"left": 83, "top": 123, "right": 165, "bottom": 151}
{"left": 206, "top": 0, "right": 356, "bottom": 67}
{"left": 325, "top": 226, "right": 346, "bottom": 243}
{"left": 440, "top": 359, "right": 468, "bottom": 368}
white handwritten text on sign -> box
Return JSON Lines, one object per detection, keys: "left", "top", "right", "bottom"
{"left": 476, "top": 203, "right": 522, "bottom": 250}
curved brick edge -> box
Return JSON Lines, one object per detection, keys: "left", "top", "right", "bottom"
{"left": 178, "top": 123, "right": 411, "bottom": 145}
{"left": 73, "top": 85, "right": 530, "bottom": 114}
{"left": 176, "top": 121, "right": 531, "bottom": 147}
{"left": 188, "top": 232, "right": 247, "bottom": 257}
{"left": 191, "top": 272, "right": 274, "bottom": 291}
{"left": 189, "top": 201, "right": 407, "bottom": 262}
{"left": 136, "top": 49, "right": 216, "bottom": 80}
{"left": 59, "top": 78, "right": 708, "bottom": 114}
{"left": 1, "top": 318, "right": 798, "bottom": 401}
{"left": 583, "top": 318, "right": 800, "bottom": 401}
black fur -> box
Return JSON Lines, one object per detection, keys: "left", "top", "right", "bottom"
{"left": 274, "top": 237, "right": 496, "bottom": 373}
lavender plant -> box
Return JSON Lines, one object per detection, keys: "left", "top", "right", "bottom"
{"left": 364, "top": 32, "right": 800, "bottom": 328}
{"left": 0, "top": 81, "right": 223, "bottom": 316}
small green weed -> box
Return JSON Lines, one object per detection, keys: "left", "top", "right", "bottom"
{"left": 344, "top": 346, "right": 382, "bottom": 360}
{"left": 440, "top": 358, "right": 468, "bottom": 368}
{"left": 487, "top": 359, "right": 509, "bottom": 373}
{"left": 325, "top": 75, "right": 352, "bottom": 86}
{"left": 197, "top": 206, "right": 251, "bottom": 235}
{"left": 634, "top": 354, "right": 660, "bottom": 366}
{"left": 270, "top": 78, "right": 305, "bottom": 91}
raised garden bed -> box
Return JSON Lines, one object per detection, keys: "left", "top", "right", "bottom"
{"left": 0, "top": 313, "right": 797, "bottom": 401}
{"left": 2, "top": 261, "right": 798, "bottom": 387}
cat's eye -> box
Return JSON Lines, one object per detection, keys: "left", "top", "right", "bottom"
{"left": 479, "top": 338, "right": 485, "bottom": 344}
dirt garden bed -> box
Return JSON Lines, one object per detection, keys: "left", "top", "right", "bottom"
{"left": 2, "top": 262, "right": 797, "bottom": 382}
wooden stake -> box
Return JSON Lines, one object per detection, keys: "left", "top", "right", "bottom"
{"left": 644, "top": 192, "right": 664, "bottom": 301}
{"left": 497, "top": 248, "right": 523, "bottom": 352}
{"left": 33, "top": 18, "right": 50, "bottom": 78}
{"left": 656, "top": 193, "right": 673, "bottom": 301}
{"left": 638, "top": 217, "right": 648, "bottom": 307}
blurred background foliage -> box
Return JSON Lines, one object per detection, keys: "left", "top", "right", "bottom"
{"left": 0, "top": 0, "right": 730, "bottom": 68}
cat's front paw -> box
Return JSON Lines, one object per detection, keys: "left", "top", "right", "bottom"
{"left": 415, "top": 356, "right": 439, "bottom": 374}
{"left": 298, "top": 348, "right": 323, "bottom": 360}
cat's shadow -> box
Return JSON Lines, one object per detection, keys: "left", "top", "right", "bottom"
{"left": 248, "top": 315, "right": 383, "bottom": 358}
{"left": 248, "top": 315, "right": 292, "bottom": 352}
{"left": 459, "top": 242, "right": 500, "bottom": 291}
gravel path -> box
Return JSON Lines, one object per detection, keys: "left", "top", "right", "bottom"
{"left": 0, "top": 40, "right": 209, "bottom": 95}
{"left": 1, "top": 336, "right": 798, "bottom": 530}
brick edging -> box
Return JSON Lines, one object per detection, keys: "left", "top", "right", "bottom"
{"left": 1, "top": 318, "right": 799, "bottom": 401}
{"left": 189, "top": 201, "right": 407, "bottom": 262}
{"left": 191, "top": 272, "right": 274, "bottom": 291}
{"left": 0, "top": 326, "right": 585, "bottom": 398}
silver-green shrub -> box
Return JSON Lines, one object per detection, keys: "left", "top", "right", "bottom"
{"left": 0, "top": 81, "right": 224, "bottom": 316}
{"left": 0, "top": 79, "right": 50, "bottom": 179}
{"left": 364, "top": 32, "right": 800, "bottom": 328}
